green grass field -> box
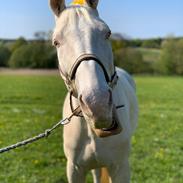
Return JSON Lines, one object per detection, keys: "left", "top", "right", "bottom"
{"left": 0, "top": 74, "right": 183, "bottom": 183}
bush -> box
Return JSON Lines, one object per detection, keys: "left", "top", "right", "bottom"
{"left": 142, "top": 39, "right": 162, "bottom": 49}
{"left": 127, "top": 39, "right": 143, "bottom": 47}
{"left": 111, "top": 39, "right": 126, "bottom": 52}
{"left": 0, "top": 46, "right": 11, "bottom": 67}
{"left": 157, "top": 38, "right": 183, "bottom": 75}
{"left": 9, "top": 43, "right": 57, "bottom": 68}
{"left": 175, "top": 39, "right": 183, "bottom": 75}
{"left": 114, "top": 48, "right": 151, "bottom": 74}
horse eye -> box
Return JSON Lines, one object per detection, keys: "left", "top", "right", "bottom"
{"left": 53, "top": 40, "right": 60, "bottom": 48}
{"left": 106, "top": 30, "right": 111, "bottom": 39}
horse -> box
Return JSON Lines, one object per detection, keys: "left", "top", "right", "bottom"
{"left": 49, "top": 0, "right": 138, "bottom": 182}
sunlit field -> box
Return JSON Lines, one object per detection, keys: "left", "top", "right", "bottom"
{"left": 0, "top": 74, "right": 182, "bottom": 183}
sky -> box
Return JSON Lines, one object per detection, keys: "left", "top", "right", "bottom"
{"left": 0, "top": 0, "right": 182, "bottom": 39}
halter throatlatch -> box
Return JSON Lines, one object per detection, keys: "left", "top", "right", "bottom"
{"left": 59, "top": 54, "right": 118, "bottom": 98}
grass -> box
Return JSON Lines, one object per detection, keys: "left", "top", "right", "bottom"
{"left": 0, "top": 74, "right": 183, "bottom": 183}
{"left": 0, "top": 75, "right": 67, "bottom": 183}
{"left": 131, "top": 76, "right": 183, "bottom": 183}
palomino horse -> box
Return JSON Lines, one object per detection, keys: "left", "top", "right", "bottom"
{"left": 50, "top": 0, "right": 138, "bottom": 182}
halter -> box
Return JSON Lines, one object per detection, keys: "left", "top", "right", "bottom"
{"left": 59, "top": 54, "right": 123, "bottom": 137}
{"left": 59, "top": 53, "right": 119, "bottom": 98}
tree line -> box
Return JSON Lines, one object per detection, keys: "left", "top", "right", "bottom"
{"left": 0, "top": 37, "right": 57, "bottom": 69}
{"left": 112, "top": 36, "right": 183, "bottom": 75}
{"left": 0, "top": 34, "right": 183, "bottom": 75}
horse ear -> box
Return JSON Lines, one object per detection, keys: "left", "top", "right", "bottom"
{"left": 50, "top": 0, "right": 66, "bottom": 17}
{"left": 85, "top": 0, "right": 99, "bottom": 9}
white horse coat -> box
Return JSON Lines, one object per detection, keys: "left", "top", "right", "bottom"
{"left": 50, "top": 0, "right": 138, "bottom": 182}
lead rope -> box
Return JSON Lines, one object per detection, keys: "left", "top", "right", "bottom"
{"left": 0, "top": 106, "right": 81, "bottom": 154}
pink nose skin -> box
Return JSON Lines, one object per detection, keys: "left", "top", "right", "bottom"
{"left": 79, "top": 89, "right": 113, "bottom": 129}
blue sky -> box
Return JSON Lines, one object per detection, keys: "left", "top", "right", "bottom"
{"left": 0, "top": 0, "right": 182, "bottom": 39}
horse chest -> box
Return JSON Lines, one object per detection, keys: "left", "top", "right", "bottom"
{"left": 65, "top": 126, "right": 124, "bottom": 169}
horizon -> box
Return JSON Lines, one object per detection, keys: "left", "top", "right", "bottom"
{"left": 0, "top": 0, "right": 182, "bottom": 39}
{"left": 0, "top": 34, "right": 182, "bottom": 41}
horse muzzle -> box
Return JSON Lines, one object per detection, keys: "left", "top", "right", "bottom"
{"left": 92, "top": 105, "right": 123, "bottom": 138}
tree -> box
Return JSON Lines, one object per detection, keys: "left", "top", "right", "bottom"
{"left": 9, "top": 42, "right": 57, "bottom": 68}
{"left": 111, "top": 39, "right": 127, "bottom": 53}
{"left": 157, "top": 38, "right": 183, "bottom": 75}
{"left": 127, "top": 39, "right": 143, "bottom": 47}
{"left": 34, "top": 31, "right": 52, "bottom": 41}
{"left": 0, "top": 46, "right": 11, "bottom": 67}
{"left": 175, "top": 39, "right": 183, "bottom": 75}
{"left": 142, "top": 39, "right": 161, "bottom": 49}
{"left": 10, "top": 37, "right": 27, "bottom": 53}
{"left": 114, "top": 48, "right": 149, "bottom": 74}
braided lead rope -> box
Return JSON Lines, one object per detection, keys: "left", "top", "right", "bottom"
{"left": 0, "top": 106, "right": 81, "bottom": 154}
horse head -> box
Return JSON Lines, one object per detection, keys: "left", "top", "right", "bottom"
{"left": 50, "top": 0, "right": 121, "bottom": 137}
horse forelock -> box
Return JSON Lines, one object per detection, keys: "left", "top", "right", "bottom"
{"left": 53, "top": 6, "right": 101, "bottom": 42}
